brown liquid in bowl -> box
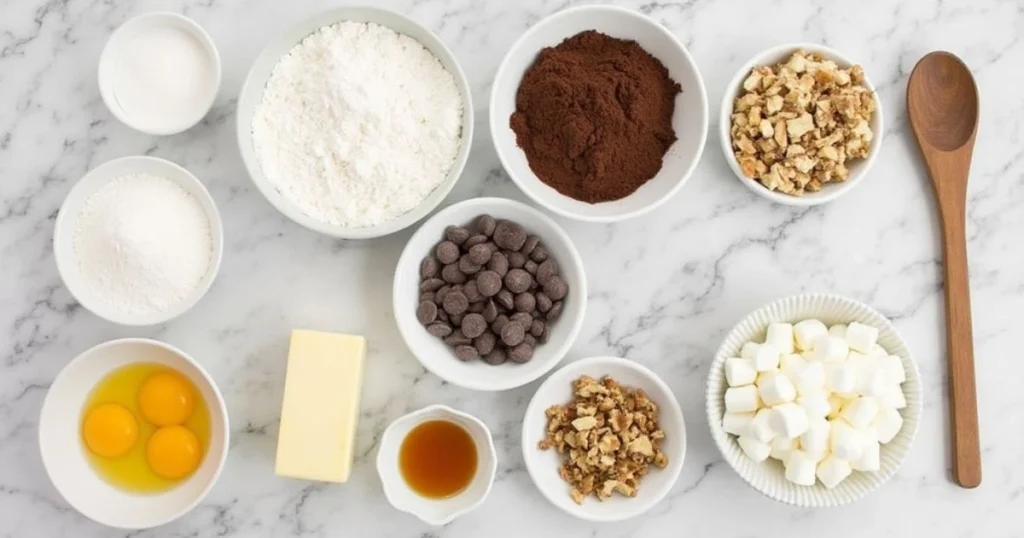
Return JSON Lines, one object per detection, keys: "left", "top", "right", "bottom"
{"left": 399, "top": 420, "right": 478, "bottom": 498}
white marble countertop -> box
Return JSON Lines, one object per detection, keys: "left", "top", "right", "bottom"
{"left": 2, "top": 0, "right": 1022, "bottom": 536}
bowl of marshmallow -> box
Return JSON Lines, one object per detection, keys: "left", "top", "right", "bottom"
{"left": 706, "top": 293, "right": 922, "bottom": 507}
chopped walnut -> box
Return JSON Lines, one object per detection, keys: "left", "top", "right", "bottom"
{"left": 538, "top": 375, "right": 669, "bottom": 504}
{"left": 729, "top": 50, "right": 876, "bottom": 196}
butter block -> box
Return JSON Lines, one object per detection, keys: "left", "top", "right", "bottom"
{"left": 275, "top": 330, "right": 366, "bottom": 482}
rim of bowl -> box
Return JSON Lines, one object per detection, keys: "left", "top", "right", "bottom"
{"left": 376, "top": 404, "right": 498, "bottom": 525}
{"left": 704, "top": 293, "right": 923, "bottom": 507}
{"left": 235, "top": 6, "right": 474, "bottom": 239}
{"left": 52, "top": 155, "right": 224, "bottom": 326}
{"left": 489, "top": 4, "right": 709, "bottom": 223}
{"left": 521, "top": 356, "right": 687, "bottom": 522}
{"left": 98, "top": 12, "right": 222, "bottom": 136}
{"left": 392, "top": 197, "right": 587, "bottom": 391}
{"left": 38, "top": 337, "right": 231, "bottom": 529}
{"left": 717, "top": 42, "right": 885, "bottom": 207}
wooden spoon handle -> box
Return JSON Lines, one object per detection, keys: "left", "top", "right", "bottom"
{"left": 936, "top": 188, "right": 982, "bottom": 488}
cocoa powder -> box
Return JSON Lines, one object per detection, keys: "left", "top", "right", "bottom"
{"left": 510, "top": 31, "right": 681, "bottom": 203}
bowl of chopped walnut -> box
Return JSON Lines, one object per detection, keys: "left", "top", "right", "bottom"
{"left": 521, "top": 357, "right": 685, "bottom": 521}
{"left": 719, "top": 43, "right": 883, "bottom": 206}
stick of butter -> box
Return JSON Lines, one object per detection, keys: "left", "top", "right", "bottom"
{"left": 275, "top": 330, "right": 366, "bottom": 482}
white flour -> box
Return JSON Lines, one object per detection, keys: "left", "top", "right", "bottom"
{"left": 251, "top": 21, "right": 463, "bottom": 228}
{"left": 74, "top": 174, "right": 212, "bottom": 316}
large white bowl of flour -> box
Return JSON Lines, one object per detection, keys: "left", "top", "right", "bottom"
{"left": 237, "top": 7, "right": 474, "bottom": 239}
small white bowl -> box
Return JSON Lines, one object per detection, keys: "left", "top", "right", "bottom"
{"left": 393, "top": 197, "right": 586, "bottom": 391}
{"left": 705, "top": 293, "right": 922, "bottom": 507}
{"left": 376, "top": 405, "right": 497, "bottom": 526}
{"left": 99, "top": 12, "right": 221, "bottom": 135}
{"left": 490, "top": 5, "right": 708, "bottom": 222}
{"left": 236, "top": 7, "right": 473, "bottom": 239}
{"left": 718, "top": 43, "right": 884, "bottom": 206}
{"left": 521, "top": 357, "right": 686, "bottom": 522}
{"left": 39, "top": 338, "right": 230, "bottom": 529}
{"left": 53, "top": 156, "right": 224, "bottom": 326}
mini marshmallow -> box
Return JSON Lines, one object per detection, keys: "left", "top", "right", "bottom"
{"left": 851, "top": 440, "right": 881, "bottom": 472}
{"left": 758, "top": 373, "right": 797, "bottom": 406}
{"left": 780, "top": 353, "right": 807, "bottom": 378}
{"left": 770, "top": 436, "right": 799, "bottom": 461}
{"left": 829, "top": 419, "right": 865, "bottom": 461}
{"left": 880, "top": 355, "right": 906, "bottom": 384}
{"left": 828, "top": 323, "right": 848, "bottom": 339}
{"left": 807, "top": 335, "right": 850, "bottom": 362}
{"left": 825, "top": 362, "right": 857, "bottom": 394}
{"left": 840, "top": 397, "right": 880, "bottom": 429}
{"left": 753, "top": 343, "right": 782, "bottom": 372}
{"left": 797, "top": 394, "right": 832, "bottom": 419}
{"left": 870, "top": 344, "right": 888, "bottom": 357}
{"left": 750, "top": 408, "right": 776, "bottom": 443}
{"left": 784, "top": 450, "right": 818, "bottom": 486}
{"left": 725, "top": 385, "right": 761, "bottom": 413}
{"left": 738, "top": 436, "right": 771, "bottom": 462}
{"left": 770, "top": 402, "right": 810, "bottom": 439}
{"left": 765, "top": 322, "right": 795, "bottom": 354}
{"left": 845, "top": 322, "right": 879, "bottom": 353}
{"left": 874, "top": 408, "right": 904, "bottom": 444}
{"left": 800, "top": 417, "right": 831, "bottom": 458}
{"left": 877, "top": 385, "right": 907, "bottom": 410}
{"left": 794, "top": 361, "right": 826, "bottom": 395}
{"left": 740, "top": 341, "right": 761, "bottom": 360}
{"left": 722, "top": 412, "right": 755, "bottom": 436}
{"left": 816, "top": 454, "right": 853, "bottom": 489}
{"left": 794, "top": 319, "right": 828, "bottom": 351}
{"left": 725, "top": 358, "right": 758, "bottom": 387}
{"left": 827, "top": 395, "right": 845, "bottom": 419}
{"left": 846, "top": 353, "right": 886, "bottom": 396}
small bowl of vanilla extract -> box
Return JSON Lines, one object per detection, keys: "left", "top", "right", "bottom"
{"left": 376, "top": 404, "right": 497, "bottom": 525}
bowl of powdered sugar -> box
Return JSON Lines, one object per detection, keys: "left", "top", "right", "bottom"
{"left": 237, "top": 7, "right": 473, "bottom": 239}
{"left": 54, "top": 156, "right": 223, "bottom": 326}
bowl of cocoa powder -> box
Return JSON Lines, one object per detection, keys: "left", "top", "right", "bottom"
{"left": 490, "top": 5, "right": 708, "bottom": 222}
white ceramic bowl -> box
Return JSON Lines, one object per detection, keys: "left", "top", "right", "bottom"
{"left": 53, "top": 156, "right": 223, "bottom": 326}
{"left": 376, "top": 405, "right": 497, "bottom": 525}
{"left": 393, "top": 198, "right": 586, "bottom": 391}
{"left": 719, "top": 43, "right": 884, "bottom": 206}
{"left": 236, "top": 7, "right": 473, "bottom": 239}
{"left": 705, "top": 293, "right": 922, "bottom": 507}
{"left": 490, "top": 5, "right": 708, "bottom": 222}
{"left": 99, "top": 12, "right": 221, "bottom": 135}
{"left": 521, "top": 357, "right": 686, "bottom": 522}
{"left": 39, "top": 338, "right": 230, "bottom": 529}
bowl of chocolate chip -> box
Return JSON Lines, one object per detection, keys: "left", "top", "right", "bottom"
{"left": 490, "top": 5, "right": 708, "bottom": 222}
{"left": 393, "top": 197, "right": 587, "bottom": 391}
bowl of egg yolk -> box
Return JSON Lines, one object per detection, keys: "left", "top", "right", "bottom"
{"left": 39, "top": 338, "right": 228, "bottom": 529}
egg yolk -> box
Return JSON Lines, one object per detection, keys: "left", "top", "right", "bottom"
{"left": 82, "top": 403, "right": 139, "bottom": 458}
{"left": 146, "top": 425, "right": 202, "bottom": 479}
{"left": 138, "top": 372, "right": 195, "bottom": 426}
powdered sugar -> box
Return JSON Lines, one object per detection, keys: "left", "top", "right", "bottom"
{"left": 73, "top": 173, "right": 212, "bottom": 316}
{"left": 251, "top": 21, "right": 463, "bottom": 228}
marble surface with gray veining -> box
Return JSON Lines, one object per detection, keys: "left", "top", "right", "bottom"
{"left": 2, "top": 0, "right": 1022, "bottom": 536}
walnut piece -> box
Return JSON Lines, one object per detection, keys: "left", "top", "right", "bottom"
{"left": 538, "top": 375, "right": 669, "bottom": 504}
{"left": 729, "top": 50, "right": 876, "bottom": 196}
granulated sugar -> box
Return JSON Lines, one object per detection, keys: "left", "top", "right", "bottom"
{"left": 251, "top": 21, "right": 463, "bottom": 228}
{"left": 74, "top": 174, "right": 212, "bottom": 316}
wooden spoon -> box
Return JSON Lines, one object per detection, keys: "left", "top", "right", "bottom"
{"left": 907, "top": 51, "right": 981, "bottom": 488}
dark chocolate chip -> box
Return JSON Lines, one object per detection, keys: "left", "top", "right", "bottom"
{"left": 442, "top": 291, "right": 469, "bottom": 315}
{"left": 437, "top": 309, "right": 449, "bottom": 323}
{"left": 507, "top": 251, "right": 526, "bottom": 269}
{"left": 495, "top": 289, "right": 515, "bottom": 310}
{"left": 520, "top": 235, "right": 540, "bottom": 256}
{"left": 504, "top": 269, "right": 532, "bottom": 294}
{"left": 416, "top": 301, "right": 438, "bottom": 325}
{"left": 476, "top": 270, "right": 502, "bottom": 297}
{"left": 445, "top": 225, "right": 471, "bottom": 245}
{"left": 475, "top": 214, "right": 496, "bottom": 236}
{"left": 484, "top": 348, "right": 507, "bottom": 365}
{"left": 436, "top": 241, "right": 460, "bottom": 264}
{"left": 468, "top": 243, "right": 493, "bottom": 265}
{"left": 420, "top": 278, "right": 445, "bottom": 292}
{"left": 454, "top": 345, "right": 479, "bottom": 361}
{"left": 426, "top": 322, "right": 452, "bottom": 337}
{"left": 419, "top": 291, "right": 435, "bottom": 304}
{"left": 536, "top": 292, "right": 552, "bottom": 312}
{"left": 473, "top": 331, "right": 497, "bottom": 355}
{"left": 487, "top": 252, "right": 509, "bottom": 276}
{"left": 482, "top": 300, "right": 499, "bottom": 323}
{"left": 459, "top": 254, "right": 482, "bottom": 275}
{"left": 523, "top": 333, "right": 536, "bottom": 347}
{"left": 530, "top": 246, "right": 548, "bottom": 262}
{"left": 510, "top": 312, "right": 533, "bottom": 330}
{"left": 450, "top": 312, "right": 464, "bottom": 326}
{"left": 539, "top": 324, "right": 550, "bottom": 343}
{"left": 514, "top": 292, "right": 536, "bottom": 313}
{"left": 536, "top": 259, "right": 559, "bottom": 285}
{"left": 530, "top": 319, "right": 545, "bottom": 337}
{"left": 441, "top": 263, "right": 467, "bottom": 284}
{"left": 461, "top": 313, "right": 487, "bottom": 338}
{"left": 492, "top": 314, "right": 510, "bottom": 335}
{"left": 464, "top": 234, "right": 489, "bottom": 249}
{"left": 501, "top": 322, "right": 525, "bottom": 346}
{"left": 463, "top": 280, "right": 482, "bottom": 303}
{"left": 524, "top": 260, "right": 538, "bottom": 274}
{"left": 444, "top": 330, "right": 473, "bottom": 347}
{"left": 542, "top": 276, "right": 567, "bottom": 301}
{"left": 546, "top": 301, "right": 563, "bottom": 320}
{"left": 420, "top": 256, "right": 440, "bottom": 278}
{"left": 509, "top": 342, "right": 534, "bottom": 363}
{"left": 493, "top": 221, "right": 527, "bottom": 251}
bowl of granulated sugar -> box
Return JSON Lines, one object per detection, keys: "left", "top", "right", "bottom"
{"left": 54, "top": 156, "right": 223, "bottom": 326}
{"left": 237, "top": 7, "right": 473, "bottom": 239}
